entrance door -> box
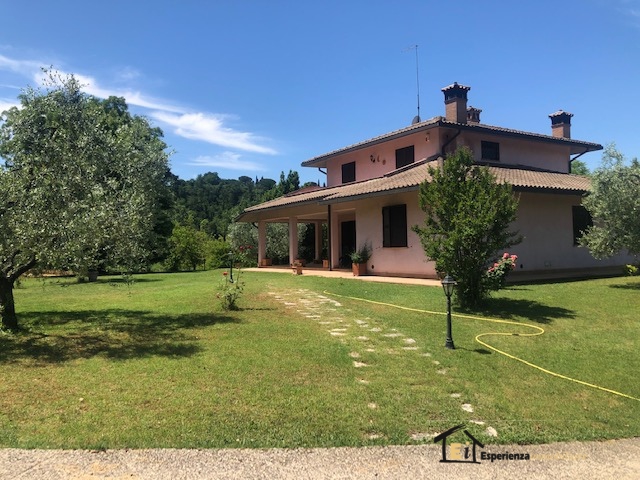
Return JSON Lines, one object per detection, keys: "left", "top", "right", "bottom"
{"left": 340, "top": 221, "right": 356, "bottom": 267}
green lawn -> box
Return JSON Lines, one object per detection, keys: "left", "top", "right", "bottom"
{"left": 1, "top": 270, "right": 638, "bottom": 449}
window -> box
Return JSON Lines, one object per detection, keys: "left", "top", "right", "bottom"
{"left": 342, "top": 161, "right": 356, "bottom": 183}
{"left": 382, "top": 204, "right": 408, "bottom": 247}
{"left": 481, "top": 141, "right": 500, "bottom": 161}
{"left": 395, "top": 145, "right": 415, "bottom": 169}
{"left": 572, "top": 205, "right": 593, "bottom": 245}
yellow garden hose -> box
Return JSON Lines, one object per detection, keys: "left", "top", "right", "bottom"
{"left": 324, "top": 290, "right": 640, "bottom": 402}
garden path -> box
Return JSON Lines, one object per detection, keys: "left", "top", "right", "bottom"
{"left": 267, "top": 287, "right": 499, "bottom": 441}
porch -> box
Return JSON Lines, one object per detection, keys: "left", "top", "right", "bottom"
{"left": 244, "top": 265, "right": 442, "bottom": 287}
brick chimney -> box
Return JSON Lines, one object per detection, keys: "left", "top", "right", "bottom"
{"left": 442, "top": 82, "right": 471, "bottom": 124}
{"left": 467, "top": 106, "right": 482, "bottom": 124}
{"left": 549, "top": 110, "right": 573, "bottom": 138}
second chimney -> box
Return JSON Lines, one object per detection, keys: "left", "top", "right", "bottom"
{"left": 442, "top": 82, "right": 471, "bottom": 124}
{"left": 549, "top": 110, "right": 573, "bottom": 138}
{"left": 467, "top": 106, "right": 482, "bottom": 124}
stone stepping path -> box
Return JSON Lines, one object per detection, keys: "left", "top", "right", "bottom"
{"left": 266, "top": 288, "right": 498, "bottom": 440}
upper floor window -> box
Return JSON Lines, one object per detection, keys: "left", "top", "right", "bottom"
{"left": 572, "top": 205, "right": 593, "bottom": 245}
{"left": 382, "top": 204, "right": 408, "bottom": 247}
{"left": 342, "top": 161, "right": 356, "bottom": 183}
{"left": 481, "top": 141, "right": 500, "bottom": 161}
{"left": 395, "top": 145, "right": 415, "bottom": 169}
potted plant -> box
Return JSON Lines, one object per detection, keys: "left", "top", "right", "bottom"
{"left": 349, "top": 243, "right": 371, "bottom": 276}
{"left": 292, "top": 259, "right": 304, "bottom": 275}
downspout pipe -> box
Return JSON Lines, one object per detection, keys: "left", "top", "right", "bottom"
{"left": 440, "top": 128, "right": 462, "bottom": 157}
{"left": 568, "top": 148, "right": 589, "bottom": 173}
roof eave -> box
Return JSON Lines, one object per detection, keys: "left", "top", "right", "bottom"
{"left": 301, "top": 119, "right": 602, "bottom": 168}
{"left": 301, "top": 119, "right": 442, "bottom": 167}
{"left": 320, "top": 185, "right": 421, "bottom": 205}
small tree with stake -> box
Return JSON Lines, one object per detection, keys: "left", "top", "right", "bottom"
{"left": 413, "top": 148, "right": 521, "bottom": 307}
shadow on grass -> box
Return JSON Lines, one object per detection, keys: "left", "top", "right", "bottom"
{"left": 44, "top": 277, "right": 163, "bottom": 287}
{"left": 609, "top": 281, "right": 640, "bottom": 290}
{"left": 459, "top": 298, "right": 576, "bottom": 324}
{"left": 0, "top": 309, "right": 238, "bottom": 365}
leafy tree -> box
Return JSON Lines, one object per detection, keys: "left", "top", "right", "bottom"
{"left": 0, "top": 72, "right": 170, "bottom": 330}
{"left": 165, "top": 224, "right": 209, "bottom": 271}
{"left": 169, "top": 173, "right": 282, "bottom": 238}
{"left": 226, "top": 221, "right": 308, "bottom": 266}
{"left": 570, "top": 159, "right": 590, "bottom": 176}
{"left": 262, "top": 170, "right": 301, "bottom": 201}
{"left": 579, "top": 144, "right": 640, "bottom": 260}
{"left": 412, "top": 148, "right": 521, "bottom": 307}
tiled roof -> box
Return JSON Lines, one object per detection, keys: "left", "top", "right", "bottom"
{"left": 240, "top": 183, "right": 343, "bottom": 213}
{"left": 238, "top": 160, "right": 591, "bottom": 219}
{"left": 301, "top": 118, "right": 602, "bottom": 167}
{"left": 322, "top": 160, "right": 591, "bottom": 203}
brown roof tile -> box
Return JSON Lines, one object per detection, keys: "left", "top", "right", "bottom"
{"left": 239, "top": 161, "right": 590, "bottom": 218}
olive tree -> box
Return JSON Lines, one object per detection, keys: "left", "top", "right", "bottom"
{"left": 579, "top": 144, "right": 640, "bottom": 260}
{"left": 0, "top": 72, "right": 170, "bottom": 330}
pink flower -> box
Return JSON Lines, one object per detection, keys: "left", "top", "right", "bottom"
{"left": 494, "top": 263, "right": 499, "bottom": 268}
{"left": 511, "top": 255, "right": 518, "bottom": 261}
{"left": 503, "top": 252, "right": 510, "bottom": 259}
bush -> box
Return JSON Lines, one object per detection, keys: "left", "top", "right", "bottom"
{"left": 216, "top": 270, "right": 244, "bottom": 310}
{"left": 624, "top": 264, "right": 639, "bottom": 276}
{"left": 207, "top": 237, "right": 232, "bottom": 269}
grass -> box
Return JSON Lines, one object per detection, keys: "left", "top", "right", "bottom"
{"left": 0, "top": 270, "right": 638, "bottom": 449}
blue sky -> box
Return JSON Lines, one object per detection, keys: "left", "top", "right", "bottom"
{"left": 1, "top": 0, "right": 639, "bottom": 184}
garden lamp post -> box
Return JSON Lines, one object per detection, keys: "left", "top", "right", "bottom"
{"left": 441, "top": 274, "right": 457, "bottom": 349}
{"left": 228, "top": 252, "right": 234, "bottom": 283}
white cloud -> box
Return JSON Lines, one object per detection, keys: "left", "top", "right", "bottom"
{"left": 32, "top": 70, "right": 187, "bottom": 114}
{"left": 188, "top": 152, "right": 266, "bottom": 171}
{"left": 0, "top": 54, "right": 44, "bottom": 77}
{"left": 0, "top": 53, "right": 277, "bottom": 155}
{"left": 152, "top": 111, "right": 277, "bottom": 154}
{"left": 0, "top": 98, "right": 19, "bottom": 113}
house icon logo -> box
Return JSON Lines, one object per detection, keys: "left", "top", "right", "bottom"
{"left": 434, "top": 424, "right": 485, "bottom": 464}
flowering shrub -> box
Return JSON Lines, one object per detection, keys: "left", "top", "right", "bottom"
{"left": 485, "top": 253, "right": 518, "bottom": 290}
{"left": 217, "top": 270, "right": 244, "bottom": 310}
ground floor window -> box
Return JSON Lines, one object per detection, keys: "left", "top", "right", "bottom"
{"left": 382, "top": 204, "right": 408, "bottom": 247}
{"left": 572, "top": 205, "right": 593, "bottom": 245}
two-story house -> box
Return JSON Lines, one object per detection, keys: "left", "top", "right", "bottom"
{"left": 236, "top": 83, "right": 632, "bottom": 279}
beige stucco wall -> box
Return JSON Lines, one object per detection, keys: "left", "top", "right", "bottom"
{"left": 333, "top": 190, "right": 633, "bottom": 279}
{"left": 510, "top": 192, "right": 633, "bottom": 272}
{"left": 458, "top": 133, "right": 571, "bottom": 173}
{"left": 326, "top": 131, "right": 440, "bottom": 187}
{"left": 339, "top": 191, "right": 436, "bottom": 277}
{"left": 325, "top": 127, "right": 574, "bottom": 187}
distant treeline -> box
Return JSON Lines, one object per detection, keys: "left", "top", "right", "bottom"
{"left": 158, "top": 169, "right": 322, "bottom": 271}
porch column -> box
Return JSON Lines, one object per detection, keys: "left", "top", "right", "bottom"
{"left": 258, "top": 221, "right": 267, "bottom": 266}
{"left": 289, "top": 217, "right": 298, "bottom": 264}
{"left": 330, "top": 209, "right": 340, "bottom": 268}
{"left": 314, "top": 221, "right": 322, "bottom": 261}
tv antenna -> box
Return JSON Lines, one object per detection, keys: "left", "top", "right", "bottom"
{"left": 409, "top": 44, "right": 421, "bottom": 124}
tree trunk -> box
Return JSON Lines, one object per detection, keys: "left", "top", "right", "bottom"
{"left": 0, "top": 277, "right": 18, "bottom": 331}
